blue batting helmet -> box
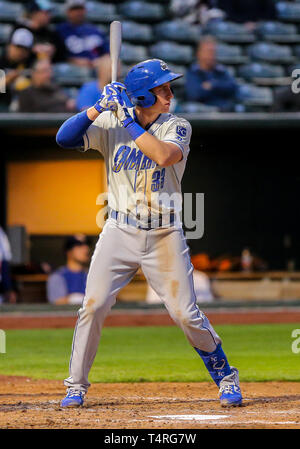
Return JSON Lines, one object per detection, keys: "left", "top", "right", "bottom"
{"left": 124, "top": 59, "right": 183, "bottom": 108}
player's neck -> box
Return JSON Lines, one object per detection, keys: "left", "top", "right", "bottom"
{"left": 67, "top": 259, "right": 84, "bottom": 272}
{"left": 135, "top": 107, "right": 160, "bottom": 129}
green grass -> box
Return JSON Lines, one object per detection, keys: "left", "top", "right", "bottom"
{"left": 0, "top": 323, "right": 300, "bottom": 382}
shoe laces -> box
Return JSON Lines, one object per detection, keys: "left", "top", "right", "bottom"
{"left": 219, "top": 384, "right": 240, "bottom": 395}
{"left": 67, "top": 388, "right": 84, "bottom": 398}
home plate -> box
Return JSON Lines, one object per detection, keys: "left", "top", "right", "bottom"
{"left": 150, "top": 415, "right": 229, "bottom": 421}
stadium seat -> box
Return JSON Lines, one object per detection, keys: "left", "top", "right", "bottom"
{"left": 216, "top": 43, "right": 247, "bottom": 65}
{"left": 53, "top": 63, "right": 93, "bottom": 86}
{"left": 120, "top": 43, "right": 148, "bottom": 64}
{"left": 276, "top": 2, "right": 300, "bottom": 22}
{"left": 292, "top": 44, "right": 300, "bottom": 59}
{"left": 238, "top": 63, "right": 284, "bottom": 80}
{"left": 49, "top": 2, "right": 65, "bottom": 21}
{"left": 154, "top": 21, "right": 200, "bottom": 44}
{"left": 0, "top": 23, "right": 12, "bottom": 44}
{"left": 63, "top": 86, "right": 79, "bottom": 100}
{"left": 119, "top": 1, "right": 164, "bottom": 22}
{"left": 86, "top": 2, "right": 118, "bottom": 23}
{"left": 150, "top": 42, "right": 194, "bottom": 64}
{"left": 256, "top": 21, "right": 300, "bottom": 43}
{"left": 247, "top": 42, "right": 295, "bottom": 64}
{"left": 165, "top": 63, "right": 186, "bottom": 86}
{"left": 238, "top": 63, "right": 286, "bottom": 86}
{"left": 179, "top": 102, "right": 220, "bottom": 113}
{"left": 237, "top": 84, "right": 273, "bottom": 108}
{"left": 204, "top": 21, "right": 255, "bottom": 43}
{"left": 122, "top": 21, "right": 153, "bottom": 43}
{"left": 288, "top": 62, "right": 300, "bottom": 79}
{"left": 0, "top": 2, "right": 24, "bottom": 22}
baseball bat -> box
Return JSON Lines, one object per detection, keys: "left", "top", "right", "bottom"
{"left": 108, "top": 20, "right": 122, "bottom": 111}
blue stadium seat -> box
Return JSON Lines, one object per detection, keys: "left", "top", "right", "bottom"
{"left": 150, "top": 42, "right": 194, "bottom": 64}
{"left": 179, "top": 102, "right": 220, "bottom": 113}
{"left": 237, "top": 84, "right": 273, "bottom": 108}
{"left": 122, "top": 21, "right": 152, "bottom": 43}
{"left": 0, "top": 23, "right": 12, "bottom": 44}
{"left": 216, "top": 43, "right": 247, "bottom": 65}
{"left": 63, "top": 86, "right": 79, "bottom": 100}
{"left": 292, "top": 44, "right": 300, "bottom": 59}
{"left": 154, "top": 21, "right": 200, "bottom": 44}
{"left": 276, "top": 2, "right": 300, "bottom": 22}
{"left": 0, "top": 2, "right": 24, "bottom": 22}
{"left": 86, "top": 2, "right": 118, "bottom": 23}
{"left": 256, "top": 21, "right": 300, "bottom": 43}
{"left": 238, "top": 63, "right": 286, "bottom": 85}
{"left": 248, "top": 42, "right": 294, "bottom": 64}
{"left": 165, "top": 63, "right": 186, "bottom": 86}
{"left": 204, "top": 21, "right": 255, "bottom": 43}
{"left": 53, "top": 63, "right": 93, "bottom": 86}
{"left": 49, "top": 2, "right": 65, "bottom": 21}
{"left": 120, "top": 43, "right": 148, "bottom": 64}
{"left": 238, "top": 63, "right": 284, "bottom": 80}
{"left": 119, "top": 1, "right": 164, "bottom": 22}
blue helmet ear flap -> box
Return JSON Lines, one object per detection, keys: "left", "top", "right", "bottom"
{"left": 133, "top": 90, "right": 156, "bottom": 108}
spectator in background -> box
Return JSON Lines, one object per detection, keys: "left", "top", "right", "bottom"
{"left": 0, "top": 227, "right": 17, "bottom": 304}
{"left": 17, "top": 59, "right": 76, "bottom": 112}
{"left": 47, "top": 235, "right": 90, "bottom": 305}
{"left": 0, "top": 28, "right": 35, "bottom": 109}
{"left": 185, "top": 36, "right": 238, "bottom": 111}
{"left": 216, "top": 0, "right": 276, "bottom": 31}
{"left": 56, "top": 0, "right": 111, "bottom": 84}
{"left": 13, "top": 0, "right": 66, "bottom": 62}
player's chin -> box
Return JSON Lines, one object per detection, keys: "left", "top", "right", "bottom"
{"left": 162, "top": 103, "right": 171, "bottom": 112}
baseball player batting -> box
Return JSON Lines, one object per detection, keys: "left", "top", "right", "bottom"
{"left": 56, "top": 58, "right": 243, "bottom": 408}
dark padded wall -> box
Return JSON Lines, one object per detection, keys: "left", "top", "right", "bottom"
{"left": 183, "top": 128, "right": 299, "bottom": 269}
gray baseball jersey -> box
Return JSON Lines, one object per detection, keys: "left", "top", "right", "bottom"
{"left": 64, "top": 110, "right": 221, "bottom": 393}
{"left": 83, "top": 110, "right": 191, "bottom": 220}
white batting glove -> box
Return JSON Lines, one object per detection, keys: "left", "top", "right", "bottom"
{"left": 93, "top": 84, "right": 117, "bottom": 113}
{"left": 107, "top": 82, "right": 135, "bottom": 127}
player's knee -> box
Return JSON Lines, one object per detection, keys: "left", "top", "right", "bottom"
{"left": 82, "top": 296, "right": 111, "bottom": 315}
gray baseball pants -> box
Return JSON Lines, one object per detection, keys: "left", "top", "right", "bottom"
{"left": 64, "top": 218, "right": 221, "bottom": 392}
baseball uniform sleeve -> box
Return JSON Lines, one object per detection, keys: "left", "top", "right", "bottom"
{"left": 83, "top": 111, "right": 111, "bottom": 157}
{"left": 47, "top": 272, "right": 68, "bottom": 304}
{"left": 162, "top": 118, "right": 192, "bottom": 161}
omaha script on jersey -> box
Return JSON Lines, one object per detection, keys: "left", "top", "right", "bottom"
{"left": 83, "top": 110, "right": 192, "bottom": 221}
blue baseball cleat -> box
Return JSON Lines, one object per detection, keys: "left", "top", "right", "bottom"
{"left": 219, "top": 368, "right": 243, "bottom": 407}
{"left": 60, "top": 389, "right": 85, "bottom": 408}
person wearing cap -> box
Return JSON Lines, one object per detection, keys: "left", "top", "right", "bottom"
{"left": 0, "top": 28, "right": 35, "bottom": 109}
{"left": 13, "top": 0, "right": 66, "bottom": 62}
{"left": 56, "top": 0, "right": 111, "bottom": 81}
{"left": 46, "top": 235, "right": 90, "bottom": 305}
{"left": 17, "top": 59, "right": 76, "bottom": 112}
